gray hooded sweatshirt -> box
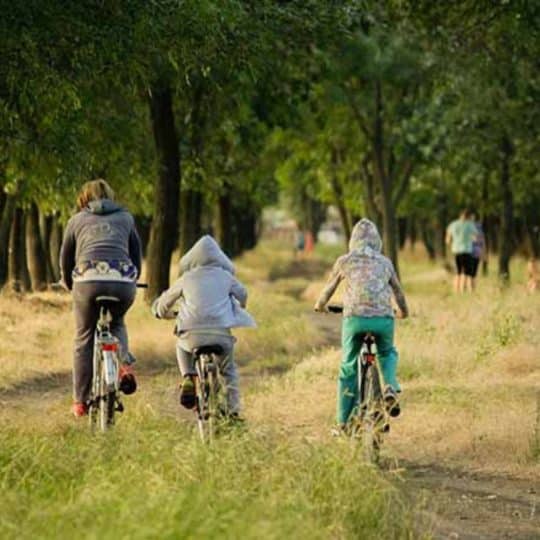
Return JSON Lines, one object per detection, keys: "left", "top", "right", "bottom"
{"left": 316, "top": 219, "right": 408, "bottom": 318}
{"left": 60, "top": 199, "right": 142, "bottom": 290}
{"left": 152, "top": 235, "right": 256, "bottom": 332}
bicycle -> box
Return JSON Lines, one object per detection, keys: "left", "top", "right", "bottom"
{"left": 88, "top": 283, "right": 146, "bottom": 433}
{"left": 321, "top": 304, "right": 392, "bottom": 463}
{"left": 192, "top": 345, "right": 230, "bottom": 443}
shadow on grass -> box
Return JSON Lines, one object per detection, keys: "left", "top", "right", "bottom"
{"left": 0, "top": 370, "right": 71, "bottom": 400}
{"left": 0, "top": 349, "right": 177, "bottom": 403}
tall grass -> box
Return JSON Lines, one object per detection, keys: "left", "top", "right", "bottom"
{"left": 0, "top": 417, "right": 418, "bottom": 540}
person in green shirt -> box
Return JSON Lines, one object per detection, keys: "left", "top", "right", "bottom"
{"left": 446, "top": 209, "right": 477, "bottom": 293}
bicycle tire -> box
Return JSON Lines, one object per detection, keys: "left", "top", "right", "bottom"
{"left": 88, "top": 352, "right": 100, "bottom": 432}
{"left": 207, "top": 366, "right": 218, "bottom": 443}
{"left": 360, "top": 364, "right": 382, "bottom": 464}
{"left": 99, "top": 360, "right": 116, "bottom": 432}
{"left": 195, "top": 357, "right": 210, "bottom": 443}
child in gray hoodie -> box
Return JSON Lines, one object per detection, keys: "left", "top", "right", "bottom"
{"left": 152, "top": 235, "right": 255, "bottom": 415}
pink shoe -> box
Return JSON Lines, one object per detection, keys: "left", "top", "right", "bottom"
{"left": 72, "top": 402, "right": 88, "bottom": 417}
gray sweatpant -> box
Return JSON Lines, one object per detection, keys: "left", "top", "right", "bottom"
{"left": 176, "top": 337, "right": 240, "bottom": 414}
{"left": 72, "top": 281, "right": 136, "bottom": 403}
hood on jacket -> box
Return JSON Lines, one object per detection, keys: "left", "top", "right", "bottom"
{"left": 85, "top": 198, "right": 123, "bottom": 215}
{"left": 349, "top": 218, "right": 383, "bottom": 255}
{"left": 179, "top": 235, "right": 235, "bottom": 274}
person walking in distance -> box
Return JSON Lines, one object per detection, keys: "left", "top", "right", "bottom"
{"left": 470, "top": 211, "right": 486, "bottom": 290}
{"left": 446, "top": 209, "right": 477, "bottom": 293}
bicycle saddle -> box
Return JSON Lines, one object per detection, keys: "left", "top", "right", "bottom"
{"left": 193, "top": 345, "right": 224, "bottom": 357}
{"left": 95, "top": 295, "right": 121, "bottom": 304}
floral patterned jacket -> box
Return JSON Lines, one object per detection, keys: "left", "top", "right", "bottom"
{"left": 315, "top": 219, "right": 408, "bottom": 318}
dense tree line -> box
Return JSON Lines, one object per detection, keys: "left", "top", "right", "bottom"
{"left": 0, "top": 1, "right": 538, "bottom": 297}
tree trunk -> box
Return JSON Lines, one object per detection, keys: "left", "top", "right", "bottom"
{"left": 498, "top": 135, "right": 514, "bottom": 283}
{"left": 216, "top": 188, "right": 234, "bottom": 257}
{"left": 233, "top": 204, "right": 259, "bottom": 254}
{"left": 435, "top": 192, "right": 448, "bottom": 259}
{"left": 420, "top": 220, "right": 436, "bottom": 261}
{"left": 26, "top": 202, "right": 48, "bottom": 291}
{"left": 409, "top": 216, "right": 417, "bottom": 251}
{"left": 145, "top": 84, "right": 181, "bottom": 302}
{"left": 0, "top": 194, "right": 16, "bottom": 288}
{"left": 380, "top": 193, "right": 399, "bottom": 274}
{"left": 49, "top": 214, "right": 62, "bottom": 282}
{"left": 179, "top": 189, "right": 202, "bottom": 258}
{"left": 481, "top": 174, "right": 489, "bottom": 276}
{"left": 38, "top": 210, "right": 56, "bottom": 284}
{"left": 398, "top": 217, "right": 407, "bottom": 249}
{"left": 330, "top": 147, "right": 351, "bottom": 246}
{"left": 372, "top": 80, "right": 399, "bottom": 275}
{"left": 9, "top": 208, "right": 31, "bottom": 292}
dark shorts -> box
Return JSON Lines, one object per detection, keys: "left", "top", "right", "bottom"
{"left": 470, "top": 257, "right": 480, "bottom": 278}
{"left": 455, "top": 253, "right": 474, "bottom": 276}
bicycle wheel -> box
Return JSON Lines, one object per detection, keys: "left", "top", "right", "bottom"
{"left": 195, "top": 358, "right": 210, "bottom": 443}
{"left": 207, "top": 366, "right": 219, "bottom": 442}
{"left": 88, "top": 352, "right": 100, "bottom": 432}
{"left": 359, "top": 364, "right": 383, "bottom": 464}
{"left": 99, "top": 360, "right": 116, "bottom": 432}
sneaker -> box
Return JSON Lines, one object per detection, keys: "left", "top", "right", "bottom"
{"left": 179, "top": 376, "right": 196, "bottom": 409}
{"left": 119, "top": 364, "right": 137, "bottom": 395}
{"left": 72, "top": 402, "right": 88, "bottom": 417}
{"left": 384, "top": 386, "right": 401, "bottom": 418}
{"left": 227, "top": 412, "right": 246, "bottom": 424}
{"left": 331, "top": 423, "right": 348, "bottom": 437}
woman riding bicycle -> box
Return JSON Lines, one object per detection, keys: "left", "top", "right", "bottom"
{"left": 314, "top": 218, "right": 409, "bottom": 431}
{"left": 60, "top": 179, "right": 142, "bottom": 417}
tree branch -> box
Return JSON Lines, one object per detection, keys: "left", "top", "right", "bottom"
{"left": 343, "top": 86, "right": 372, "bottom": 139}
{"left": 392, "top": 159, "right": 414, "bottom": 208}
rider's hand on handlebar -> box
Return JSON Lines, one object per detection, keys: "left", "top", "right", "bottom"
{"left": 394, "top": 309, "right": 407, "bottom": 320}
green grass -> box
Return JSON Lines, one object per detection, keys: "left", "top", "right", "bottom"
{"left": 0, "top": 417, "right": 418, "bottom": 540}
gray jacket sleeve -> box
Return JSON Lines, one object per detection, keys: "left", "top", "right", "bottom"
{"left": 231, "top": 277, "right": 248, "bottom": 307}
{"left": 128, "top": 219, "right": 142, "bottom": 278}
{"left": 59, "top": 218, "right": 76, "bottom": 290}
{"left": 152, "top": 278, "right": 183, "bottom": 319}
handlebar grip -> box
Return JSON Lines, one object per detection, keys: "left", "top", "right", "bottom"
{"left": 327, "top": 304, "right": 343, "bottom": 314}
{"left": 136, "top": 283, "right": 148, "bottom": 289}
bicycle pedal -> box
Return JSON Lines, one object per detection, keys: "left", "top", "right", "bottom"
{"left": 115, "top": 401, "right": 124, "bottom": 413}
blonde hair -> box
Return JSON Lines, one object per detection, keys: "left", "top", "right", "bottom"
{"left": 76, "top": 179, "right": 115, "bottom": 210}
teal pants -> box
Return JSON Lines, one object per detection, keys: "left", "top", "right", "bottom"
{"left": 337, "top": 316, "right": 400, "bottom": 424}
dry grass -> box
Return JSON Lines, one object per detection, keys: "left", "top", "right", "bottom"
{"left": 296, "top": 249, "right": 540, "bottom": 478}
{"left": 1, "top": 243, "right": 538, "bottom": 479}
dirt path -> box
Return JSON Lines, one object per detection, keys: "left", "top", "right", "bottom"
{"left": 310, "top": 312, "right": 540, "bottom": 540}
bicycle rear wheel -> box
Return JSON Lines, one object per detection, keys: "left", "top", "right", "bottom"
{"left": 359, "top": 364, "right": 383, "bottom": 464}
{"left": 195, "top": 358, "right": 210, "bottom": 443}
{"left": 99, "top": 360, "right": 116, "bottom": 432}
{"left": 88, "top": 354, "right": 100, "bottom": 432}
